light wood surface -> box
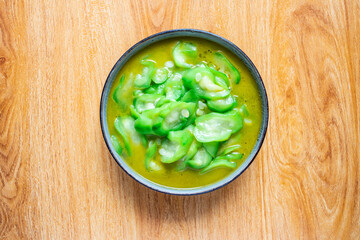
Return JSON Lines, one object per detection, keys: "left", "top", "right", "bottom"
{"left": 1, "top": 0, "right": 359, "bottom": 239}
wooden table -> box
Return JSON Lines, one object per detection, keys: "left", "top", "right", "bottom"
{"left": 1, "top": 1, "right": 359, "bottom": 239}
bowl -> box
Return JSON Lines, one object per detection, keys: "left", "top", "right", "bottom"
{"left": 100, "top": 29, "right": 269, "bottom": 195}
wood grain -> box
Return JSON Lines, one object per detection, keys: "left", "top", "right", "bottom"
{"left": 0, "top": 0, "right": 359, "bottom": 239}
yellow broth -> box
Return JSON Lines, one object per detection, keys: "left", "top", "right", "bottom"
{"left": 106, "top": 38, "right": 262, "bottom": 188}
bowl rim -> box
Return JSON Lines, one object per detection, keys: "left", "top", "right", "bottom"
{"left": 100, "top": 29, "right": 269, "bottom": 195}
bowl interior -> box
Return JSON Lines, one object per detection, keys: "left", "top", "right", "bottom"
{"left": 100, "top": 29, "right": 268, "bottom": 195}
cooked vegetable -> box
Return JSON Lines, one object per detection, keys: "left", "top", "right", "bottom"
{"left": 112, "top": 74, "right": 125, "bottom": 104}
{"left": 173, "top": 41, "right": 197, "bottom": 68}
{"left": 133, "top": 94, "right": 164, "bottom": 113}
{"left": 114, "top": 117, "right": 132, "bottom": 156}
{"left": 133, "top": 89, "right": 143, "bottom": 97}
{"left": 217, "top": 152, "right": 244, "bottom": 161}
{"left": 153, "top": 101, "right": 196, "bottom": 136}
{"left": 207, "top": 94, "right": 236, "bottom": 113}
{"left": 193, "top": 110, "right": 243, "bottom": 142}
{"left": 145, "top": 140, "right": 158, "bottom": 170}
{"left": 200, "top": 152, "right": 243, "bottom": 173}
{"left": 201, "top": 159, "right": 237, "bottom": 173}
{"left": 113, "top": 74, "right": 133, "bottom": 109}
{"left": 181, "top": 89, "right": 201, "bottom": 103}
{"left": 182, "top": 66, "right": 230, "bottom": 100}
{"left": 220, "top": 144, "right": 241, "bottom": 155}
{"left": 184, "top": 139, "right": 201, "bottom": 160}
{"left": 154, "top": 83, "right": 167, "bottom": 95}
{"left": 135, "top": 101, "right": 195, "bottom": 136}
{"left": 213, "top": 52, "right": 241, "bottom": 84}
{"left": 159, "top": 128, "right": 193, "bottom": 163}
{"left": 209, "top": 67, "right": 230, "bottom": 88}
{"left": 129, "top": 105, "right": 140, "bottom": 119}
{"left": 203, "top": 142, "right": 219, "bottom": 158}
{"left": 188, "top": 147, "right": 212, "bottom": 169}
{"left": 134, "top": 108, "right": 162, "bottom": 135}
{"left": 110, "top": 135, "right": 123, "bottom": 155}
{"left": 152, "top": 68, "right": 169, "bottom": 84}
{"left": 134, "top": 59, "right": 155, "bottom": 89}
{"left": 164, "top": 73, "right": 185, "bottom": 100}
{"left": 118, "top": 116, "right": 148, "bottom": 148}
{"left": 239, "top": 104, "right": 249, "bottom": 117}
{"left": 155, "top": 97, "right": 173, "bottom": 108}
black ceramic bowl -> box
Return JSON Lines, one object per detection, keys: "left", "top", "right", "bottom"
{"left": 100, "top": 29, "right": 269, "bottom": 195}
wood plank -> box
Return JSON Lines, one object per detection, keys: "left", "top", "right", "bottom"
{"left": 0, "top": 0, "right": 358, "bottom": 239}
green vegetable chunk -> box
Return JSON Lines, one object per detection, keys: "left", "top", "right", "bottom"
{"left": 187, "top": 147, "right": 212, "bottom": 169}
{"left": 134, "top": 108, "right": 162, "bottom": 135}
{"left": 145, "top": 83, "right": 167, "bottom": 95}
{"left": 216, "top": 152, "right": 244, "bottom": 161}
{"left": 114, "top": 117, "right": 132, "bottom": 156}
{"left": 130, "top": 105, "right": 140, "bottom": 119}
{"left": 144, "top": 86, "right": 156, "bottom": 94}
{"left": 220, "top": 144, "right": 241, "bottom": 155}
{"left": 122, "top": 116, "right": 148, "bottom": 146}
{"left": 207, "top": 95, "right": 236, "bottom": 113}
{"left": 154, "top": 83, "right": 167, "bottom": 95}
{"left": 134, "top": 101, "right": 196, "bottom": 136}
{"left": 181, "top": 89, "right": 201, "bottom": 103}
{"left": 159, "top": 128, "right": 193, "bottom": 163}
{"left": 112, "top": 74, "right": 125, "bottom": 104}
{"left": 201, "top": 159, "right": 237, "bottom": 173}
{"left": 172, "top": 41, "right": 197, "bottom": 68}
{"left": 115, "top": 116, "right": 148, "bottom": 155}
{"left": 203, "top": 142, "right": 219, "bottom": 158}
{"left": 213, "top": 52, "right": 241, "bottom": 84}
{"left": 193, "top": 110, "right": 243, "bottom": 142}
{"left": 239, "top": 104, "right": 249, "bottom": 117}
{"left": 209, "top": 67, "right": 230, "bottom": 88}
{"left": 113, "top": 74, "right": 133, "bottom": 110}
{"left": 164, "top": 73, "right": 185, "bottom": 100}
{"left": 182, "top": 66, "right": 230, "bottom": 100}
{"left": 200, "top": 152, "right": 243, "bottom": 173}
{"left": 153, "top": 101, "right": 196, "bottom": 136}
{"left": 133, "top": 89, "right": 144, "bottom": 97}
{"left": 133, "top": 94, "right": 164, "bottom": 113}
{"left": 134, "top": 59, "right": 155, "bottom": 89}
{"left": 110, "top": 135, "right": 123, "bottom": 155}
{"left": 152, "top": 68, "right": 169, "bottom": 84}
{"left": 155, "top": 97, "right": 173, "bottom": 108}
{"left": 176, "top": 139, "right": 202, "bottom": 171}
{"left": 145, "top": 140, "right": 158, "bottom": 170}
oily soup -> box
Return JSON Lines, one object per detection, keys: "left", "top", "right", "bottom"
{"left": 107, "top": 38, "right": 262, "bottom": 188}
